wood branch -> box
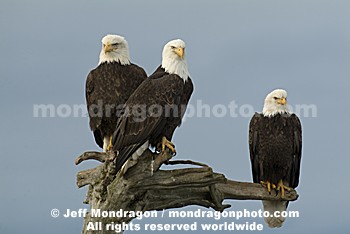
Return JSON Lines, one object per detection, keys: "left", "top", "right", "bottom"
{"left": 75, "top": 151, "right": 108, "bottom": 165}
{"left": 75, "top": 149, "right": 298, "bottom": 234}
{"left": 166, "top": 159, "right": 210, "bottom": 167}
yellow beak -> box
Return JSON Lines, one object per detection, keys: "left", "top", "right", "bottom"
{"left": 278, "top": 97, "right": 287, "bottom": 105}
{"left": 103, "top": 44, "right": 113, "bottom": 54}
{"left": 175, "top": 47, "right": 184, "bottom": 59}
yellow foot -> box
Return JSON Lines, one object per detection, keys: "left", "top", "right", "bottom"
{"left": 161, "top": 136, "right": 176, "bottom": 155}
{"left": 276, "top": 179, "right": 292, "bottom": 198}
{"left": 106, "top": 137, "right": 113, "bottom": 152}
{"left": 260, "top": 181, "right": 276, "bottom": 194}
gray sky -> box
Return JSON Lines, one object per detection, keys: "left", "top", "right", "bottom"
{"left": 1, "top": 0, "right": 349, "bottom": 233}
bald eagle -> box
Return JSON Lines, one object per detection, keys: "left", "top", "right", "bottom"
{"left": 249, "top": 89, "right": 302, "bottom": 228}
{"left": 86, "top": 35, "right": 147, "bottom": 151}
{"left": 112, "top": 39, "right": 194, "bottom": 173}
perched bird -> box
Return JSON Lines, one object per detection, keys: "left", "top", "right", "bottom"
{"left": 249, "top": 89, "right": 302, "bottom": 228}
{"left": 112, "top": 39, "right": 194, "bottom": 173}
{"left": 85, "top": 34, "right": 147, "bottom": 151}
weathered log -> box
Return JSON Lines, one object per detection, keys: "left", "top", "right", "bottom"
{"left": 76, "top": 149, "right": 298, "bottom": 233}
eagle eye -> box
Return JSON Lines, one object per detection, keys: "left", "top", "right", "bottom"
{"left": 273, "top": 97, "right": 278, "bottom": 100}
{"left": 170, "top": 46, "right": 176, "bottom": 49}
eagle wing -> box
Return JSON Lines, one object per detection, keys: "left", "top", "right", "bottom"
{"left": 179, "top": 78, "right": 194, "bottom": 124}
{"left": 85, "top": 63, "right": 147, "bottom": 149}
{"left": 112, "top": 74, "right": 184, "bottom": 172}
{"left": 249, "top": 113, "right": 262, "bottom": 183}
{"left": 249, "top": 113, "right": 302, "bottom": 188}
{"left": 289, "top": 114, "right": 302, "bottom": 188}
{"left": 86, "top": 71, "right": 104, "bottom": 148}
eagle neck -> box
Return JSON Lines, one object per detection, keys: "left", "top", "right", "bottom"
{"left": 161, "top": 59, "right": 189, "bottom": 83}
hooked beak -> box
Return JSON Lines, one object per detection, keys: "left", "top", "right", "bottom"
{"left": 175, "top": 47, "right": 184, "bottom": 59}
{"left": 277, "top": 97, "right": 287, "bottom": 105}
{"left": 103, "top": 44, "right": 114, "bottom": 54}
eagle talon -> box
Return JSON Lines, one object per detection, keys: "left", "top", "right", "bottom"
{"left": 161, "top": 136, "right": 176, "bottom": 155}
{"left": 106, "top": 137, "right": 113, "bottom": 152}
{"left": 276, "top": 179, "right": 292, "bottom": 198}
{"left": 260, "top": 181, "right": 273, "bottom": 194}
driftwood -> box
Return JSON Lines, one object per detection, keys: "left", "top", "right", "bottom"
{"left": 75, "top": 149, "right": 298, "bottom": 234}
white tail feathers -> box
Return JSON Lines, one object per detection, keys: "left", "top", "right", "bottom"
{"left": 262, "top": 200, "right": 288, "bottom": 228}
{"left": 132, "top": 141, "right": 149, "bottom": 160}
{"left": 102, "top": 136, "right": 110, "bottom": 152}
{"left": 119, "top": 141, "right": 150, "bottom": 175}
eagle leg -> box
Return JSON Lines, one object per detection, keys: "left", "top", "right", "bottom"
{"left": 260, "top": 181, "right": 276, "bottom": 194}
{"left": 161, "top": 136, "right": 176, "bottom": 155}
{"left": 106, "top": 137, "right": 113, "bottom": 152}
{"left": 276, "top": 179, "right": 292, "bottom": 198}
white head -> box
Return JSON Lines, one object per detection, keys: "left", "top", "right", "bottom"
{"left": 98, "top": 34, "right": 130, "bottom": 65}
{"left": 262, "top": 89, "right": 290, "bottom": 117}
{"left": 161, "top": 39, "right": 190, "bottom": 82}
